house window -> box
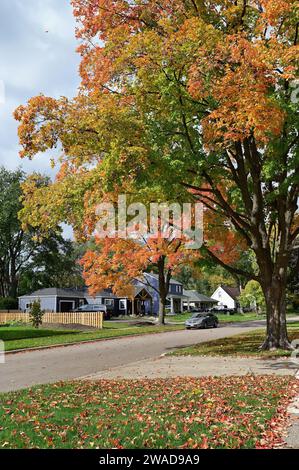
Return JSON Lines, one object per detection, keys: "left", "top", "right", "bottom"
{"left": 26, "top": 303, "right": 33, "bottom": 309}
{"left": 104, "top": 299, "right": 114, "bottom": 307}
{"left": 119, "top": 299, "right": 127, "bottom": 310}
{"left": 176, "top": 285, "right": 181, "bottom": 293}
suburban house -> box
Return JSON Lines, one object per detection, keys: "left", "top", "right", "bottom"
{"left": 18, "top": 288, "right": 87, "bottom": 314}
{"left": 211, "top": 285, "right": 241, "bottom": 310}
{"left": 19, "top": 287, "right": 130, "bottom": 316}
{"left": 183, "top": 290, "right": 218, "bottom": 311}
{"left": 18, "top": 274, "right": 186, "bottom": 316}
{"left": 134, "top": 273, "right": 185, "bottom": 315}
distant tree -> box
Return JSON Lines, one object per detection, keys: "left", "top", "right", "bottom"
{"left": 175, "top": 264, "right": 236, "bottom": 296}
{"left": 0, "top": 297, "right": 18, "bottom": 311}
{"left": 0, "top": 167, "right": 83, "bottom": 298}
{"left": 0, "top": 167, "right": 34, "bottom": 298}
{"left": 18, "top": 239, "right": 84, "bottom": 295}
{"left": 240, "top": 281, "right": 266, "bottom": 314}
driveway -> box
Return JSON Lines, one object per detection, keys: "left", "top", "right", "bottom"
{"left": 0, "top": 321, "right": 264, "bottom": 393}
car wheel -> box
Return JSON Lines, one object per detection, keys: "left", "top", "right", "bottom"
{"left": 213, "top": 321, "right": 218, "bottom": 328}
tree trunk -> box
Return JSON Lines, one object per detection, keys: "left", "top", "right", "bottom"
{"left": 158, "top": 296, "right": 166, "bottom": 325}
{"left": 8, "top": 275, "right": 18, "bottom": 299}
{"left": 8, "top": 255, "right": 18, "bottom": 299}
{"left": 156, "top": 255, "right": 172, "bottom": 326}
{"left": 260, "top": 277, "right": 292, "bottom": 350}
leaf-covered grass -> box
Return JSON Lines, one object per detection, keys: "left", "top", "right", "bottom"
{"left": 171, "top": 325, "right": 299, "bottom": 358}
{"left": 1, "top": 323, "right": 184, "bottom": 352}
{"left": 0, "top": 376, "right": 296, "bottom": 449}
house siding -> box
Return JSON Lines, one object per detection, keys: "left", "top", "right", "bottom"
{"left": 141, "top": 274, "right": 184, "bottom": 314}
{"left": 19, "top": 296, "right": 57, "bottom": 313}
{"left": 211, "top": 287, "right": 236, "bottom": 309}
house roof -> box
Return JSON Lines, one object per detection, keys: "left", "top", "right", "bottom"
{"left": 144, "top": 273, "right": 183, "bottom": 285}
{"left": 134, "top": 286, "right": 153, "bottom": 298}
{"left": 85, "top": 289, "right": 119, "bottom": 299}
{"left": 219, "top": 285, "right": 241, "bottom": 300}
{"left": 19, "top": 288, "right": 87, "bottom": 299}
{"left": 183, "top": 290, "right": 217, "bottom": 303}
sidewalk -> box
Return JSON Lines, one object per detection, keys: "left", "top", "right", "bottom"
{"left": 82, "top": 354, "right": 299, "bottom": 380}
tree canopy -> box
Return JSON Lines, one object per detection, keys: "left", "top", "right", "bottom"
{"left": 14, "top": 1, "right": 299, "bottom": 349}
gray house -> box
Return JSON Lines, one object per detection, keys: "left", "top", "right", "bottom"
{"left": 19, "top": 288, "right": 87, "bottom": 313}
{"left": 19, "top": 287, "right": 155, "bottom": 316}
{"left": 19, "top": 287, "right": 126, "bottom": 314}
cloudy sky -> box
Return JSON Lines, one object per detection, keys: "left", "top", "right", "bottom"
{"left": 0, "top": 0, "right": 80, "bottom": 175}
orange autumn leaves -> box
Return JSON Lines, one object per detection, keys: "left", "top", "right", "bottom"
{"left": 189, "top": 35, "right": 287, "bottom": 147}
{"left": 71, "top": 0, "right": 298, "bottom": 149}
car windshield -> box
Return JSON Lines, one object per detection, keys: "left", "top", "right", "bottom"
{"left": 191, "top": 313, "right": 207, "bottom": 318}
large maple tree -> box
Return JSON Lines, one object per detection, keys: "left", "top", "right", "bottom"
{"left": 15, "top": 0, "right": 298, "bottom": 349}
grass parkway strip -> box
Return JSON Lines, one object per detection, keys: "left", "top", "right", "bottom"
{"left": 170, "top": 323, "right": 299, "bottom": 359}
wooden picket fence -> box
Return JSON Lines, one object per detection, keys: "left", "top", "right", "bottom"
{"left": 0, "top": 311, "right": 103, "bottom": 329}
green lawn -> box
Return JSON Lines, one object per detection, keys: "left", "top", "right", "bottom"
{"left": 0, "top": 376, "right": 295, "bottom": 449}
{"left": 171, "top": 323, "right": 299, "bottom": 358}
{"left": 0, "top": 326, "right": 79, "bottom": 341}
{"left": 0, "top": 323, "right": 184, "bottom": 352}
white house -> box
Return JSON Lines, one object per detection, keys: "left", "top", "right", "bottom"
{"left": 211, "top": 285, "right": 241, "bottom": 310}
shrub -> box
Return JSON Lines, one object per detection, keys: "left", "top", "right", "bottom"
{"left": 29, "top": 300, "right": 45, "bottom": 329}
{"left": 0, "top": 297, "right": 18, "bottom": 310}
